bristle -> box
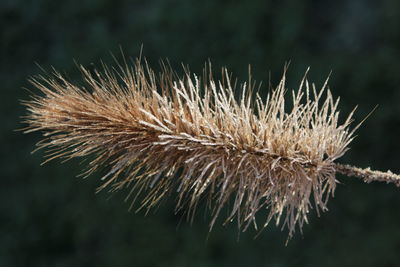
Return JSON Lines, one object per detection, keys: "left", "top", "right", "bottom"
{"left": 23, "top": 59, "right": 356, "bottom": 238}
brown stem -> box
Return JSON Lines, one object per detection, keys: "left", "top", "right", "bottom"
{"left": 334, "top": 163, "right": 400, "bottom": 187}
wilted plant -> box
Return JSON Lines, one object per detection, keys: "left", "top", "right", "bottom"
{"left": 22, "top": 57, "right": 400, "bottom": 239}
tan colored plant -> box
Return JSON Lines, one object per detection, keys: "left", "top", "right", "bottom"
{"left": 22, "top": 58, "right": 400, "bottom": 238}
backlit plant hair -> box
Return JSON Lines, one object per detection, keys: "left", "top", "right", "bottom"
{"left": 22, "top": 57, "right": 400, "bottom": 239}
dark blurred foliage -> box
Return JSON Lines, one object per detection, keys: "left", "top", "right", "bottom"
{"left": 1, "top": 0, "right": 400, "bottom": 266}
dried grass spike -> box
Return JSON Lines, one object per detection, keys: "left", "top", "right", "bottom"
{"left": 22, "top": 58, "right": 400, "bottom": 239}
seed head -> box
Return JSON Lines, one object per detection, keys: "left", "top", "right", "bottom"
{"left": 22, "top": 58, "right": 399, "bottom": 238}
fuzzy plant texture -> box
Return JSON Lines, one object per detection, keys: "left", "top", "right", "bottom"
{"left": 22, "top": 58, "right": 400, "bottom": 239}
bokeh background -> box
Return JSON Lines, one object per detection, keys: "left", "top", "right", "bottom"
{"left": 2, "top": 0, "right": 400, "bottom": 266}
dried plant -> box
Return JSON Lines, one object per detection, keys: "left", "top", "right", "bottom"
{"left": 22, "top": 58, "right": 400, "bottom": 239}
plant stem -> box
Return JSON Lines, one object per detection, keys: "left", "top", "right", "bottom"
{"left": 335, "top": 163, "right": 400, "bottom": 187}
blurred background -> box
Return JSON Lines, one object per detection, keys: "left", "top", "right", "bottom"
{"left": 2, "top": 0, "right": 400, "bottom": 266}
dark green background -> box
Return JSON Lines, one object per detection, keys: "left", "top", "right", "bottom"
{"left": 2, "top": 0, "right": 400, "bottom": 266}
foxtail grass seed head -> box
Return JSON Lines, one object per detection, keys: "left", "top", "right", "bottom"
{"left": 22, "top": 58, "right": 400, "bottom": 239}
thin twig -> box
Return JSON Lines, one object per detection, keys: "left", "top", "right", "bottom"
{"left": 335, "top": 163, "right": 400, "bottom": 187}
